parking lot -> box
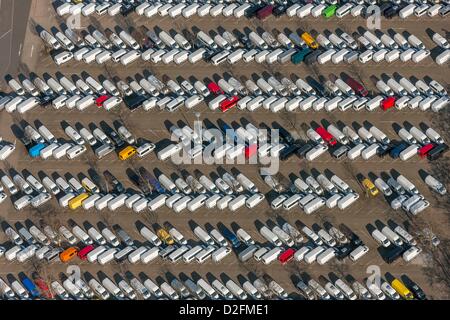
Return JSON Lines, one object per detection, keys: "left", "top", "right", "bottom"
{"left": 0, "top": 0, "right": 449, "bottom": 300}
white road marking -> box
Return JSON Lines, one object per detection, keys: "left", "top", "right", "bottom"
{"left": 18, "top": 42, "right": 22, "bottom": 56}
{"left": 0, "top": 29, "right": 11, "bottom": 41}
{"left": 5, "top": 0, "right": 14, "bottom": 72}
{"left": 30, "top": 44, "right": 34, "bottom": 57}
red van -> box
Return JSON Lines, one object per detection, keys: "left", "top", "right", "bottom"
{"left": 418, "top": 143, "right": 434, "bottom": 158}
{"left": 95, "top": 95, "right": 109, "bottom": 107}
{"left": 245, "top": 144, "right": 257, "bottom": 159}
{"left": 257, "top": 5, "right": 274, "bottom": 20}
{"left": 220, "top": 96, "right": 239, "bottom": 112}
{"left": 381, "top": 96, "right": 396, "bottom": 110}
{"left": 207, "top": 82, "right": 224, "bottom": 96}
{"left": 278, "top": 248, "right": 295, "bottom": 265}
{"left": 315, "top": 126, "right": 337, "bottom": 146}
{"left": 344, "top": 76, "right": 368, "bottom": 97}
{"left": 77, "top": 245, "right": 95, "bottom": 260}
{"left": 32, "top": 274, "right": 54, "bottom": 299}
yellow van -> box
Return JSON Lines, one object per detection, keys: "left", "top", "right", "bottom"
{"left": 118, "top": 146, "right": 137, "bottom": 160}
{"left": 301, "top": 32, "right": 319, "bottom": 49}
{"left": 362, "top": 178, "right": 379, "bottom": 196}
{"left": 157, "top": 229, "right": 175, "bottom": 245}
{"left": 68, "top": 193, "right": 90, "bottom": 210}
{"left": 391, "top": 279, "right": 414, "bottom": 300}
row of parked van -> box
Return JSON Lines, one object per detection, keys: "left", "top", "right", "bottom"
{"left": 368, "top": 220, "right": 423, "bottom": 263}
{"left": 55, "top": 0, "right": 450, "bottom": 22}
{"left": 17, "top": 120, "right": 155, "bottom": 161}
{"left": 266, "top": 171, "right": 360, "bottom": 213}
{"left": 299, "top": 120, "right": 447, "bottom": 162}
{"left": 162, "top": 118, "right": 447, "bottom": 165}
{"left": 174, "top": 74, "right": 447, "bottom": 114}
{"left": 294, "top": 272, "right": 426, "bottom": 300}
{"left": 361, "top": 171, "right": 434, "bottom": 216}
{"left": 3, "top": 70, "right": 447, "bottom": 115}
{"left": 245, "top": 220, "right": 370, "bottom": 266}
{"left": 0, "top": 215, "right": 370, "bottom": 268}
{"left": 4, "top": 166, "right": 266, "bottom": 213}
{"left": 0, "top": 265, "right": 427, "bottom": 300}
{"left": 0, "top": 266, "right": 294, "bottom": 300}
{"left": 0, "top": 215, "right": 427, "bottom": 298}
{"left": 45, "top": 22, "right": 441, "bottom": 67}
{"left": 284, "top": 1, "right": 450, "bottom": 20}
{"left": 2, "top": 217, "right": 423, "bottom": 296}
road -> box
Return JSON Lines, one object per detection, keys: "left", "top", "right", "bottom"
{"left": 0, "top": 0, "right": 32, "bottom": 86}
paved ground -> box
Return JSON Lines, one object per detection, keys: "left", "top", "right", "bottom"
{"left": 0, "top": 0, "right": 32, "bottom": 84}
{"left": 0, "top": 0, "right": 449, "bottom": 300}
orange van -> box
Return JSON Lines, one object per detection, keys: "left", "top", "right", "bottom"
{"left": 59, "top": 247, "right": 79, "bottom": 262}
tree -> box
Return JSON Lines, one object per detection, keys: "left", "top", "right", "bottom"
{"left": 279, "top": 111, "right": 302, "bottom": 138}
{"left": 100, "top": 210, "right": 114, "bottom": 230}
{"left": 422, "top": 240, "right": 450, "bottom": 298}
{"left": 262, "top": 208, "right": 279, "bottom": 220}
{"left": 143, "top": 209, "right": 159, "bottom": 226}
{"left": 328, "top": 259, "right": 349, "bottom": 279}
{"left": 316, "top": 210, "right": 335, "bottom": 225}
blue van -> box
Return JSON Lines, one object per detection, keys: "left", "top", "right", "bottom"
{"left": 28, "top": 143, "right": 46, "bottom": 158}
{"left": 390, "top": 142, "right": 408, "bottom": 159}
{"left": 220, "top": 226, "right": 241, "bottom": 248}
{"left": 21, "top": 276, "right": 40, "bottom": 298}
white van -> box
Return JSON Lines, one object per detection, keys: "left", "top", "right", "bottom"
{"left": 304, "top": 246, "right": 325, "bottom": 264}
{"left": 187, "top": 195, "right": 207, "bottom": 212}
{"left": 245, "top": 193, "right": 264, "bottom": 209}
{"left": 211, "top": 50, "right": 230, "bottom": 66}
{"left": 52, "top": 95, "right": 68, "bottom": 109}
{"left": 195, "top": 245, "right": 217, "bottom": 264}
{"left": 261, "top": 247, "right": 282, "bottom": 265}
{"left": 58, "top": 193, "right": 75, "bottom": 208}
{"left": 53, "top": 51, "right": 73, "bottom": 66}
{"left": 120, "top": 50, "right": 140, "bottom": 66}
{"left": 183, "top": 245, "right": 204, "bottom": 263}
{"left": 371, "top": 229, "right": 391, "bottom": 247}
{"left": 211, "top": 246, "right": 232, "bottom": 263}
{"left": 228, "top": 194, "right": 247, "bottom": 211}
{"left": 13, "top": 195, "right": 33, "bottom": 210}
{"left": 349, "top": 245, "right": 369, "bottom": 262}
{"left": 282, "top": 194, "right": 302, "bottom": 211}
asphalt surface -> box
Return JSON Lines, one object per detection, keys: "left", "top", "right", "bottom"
{"left": 0, "top": 0, "right": 32, "bottom": 84}
{"left": 0, "top": 0, "right": 449, "bottom": 300}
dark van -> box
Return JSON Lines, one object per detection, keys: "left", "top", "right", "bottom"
{"left": 427, "top": 143, "right": 448, "bottom": 161}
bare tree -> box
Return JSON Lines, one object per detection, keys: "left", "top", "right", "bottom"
{"left": 143, "top": 210, "right": 159, "bottom": 226}
{"left": 262, "top": 208, "right": 278, "bottom": 220}
{"left": 422, "top": 240, "right": 450, "bottom": 298}
{"left": 328, "top": 259, "right": 349, "bottom": 278}
{"left": 279, "top": 111, "right": 302, "bottom": 137}
{"left": 341, "top": 160, "right": 358, "bottom": 181}
{"left": 100, "top": 210, "right": 114, "bottom": 229}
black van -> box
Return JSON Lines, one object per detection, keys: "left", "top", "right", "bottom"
{"left": 427, "top": 143, "right": 448, "bottom": 160}
{"left": 280, "top": 143, "right": 301, "bottom": 160}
